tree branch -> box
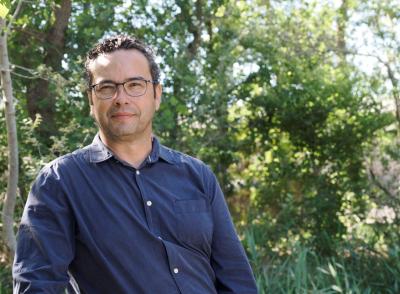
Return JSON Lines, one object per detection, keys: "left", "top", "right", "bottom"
{"left": 368, "top": 167, "right": 396, "bottom": 199}
{"left": 6, "top": 0, "right": 24, "bottom": 33}
{"left": 346, "top": 50, "right": 400, "bottom": 128}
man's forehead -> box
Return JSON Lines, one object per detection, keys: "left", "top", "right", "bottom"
{"left": 90, "top": 54, "right": 113, "bottom": 68}
{"left": 88, "top": 49, "right": 149, "bottom": 73}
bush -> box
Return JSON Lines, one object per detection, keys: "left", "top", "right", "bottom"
{"left": 243, "top": 227, "right": 400, "bottom": 293}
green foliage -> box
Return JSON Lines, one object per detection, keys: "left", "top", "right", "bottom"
{"left": 222, "top": 1, "right": 393, "bottom": 255}
{"left": 1, "top": 0, "right": 399, "bottom": 292}
{"left": 0, "top": 263, "right": 12, "bottom": 294}
{"left": 243, "top": 229, "right": 400, "bottom": 293}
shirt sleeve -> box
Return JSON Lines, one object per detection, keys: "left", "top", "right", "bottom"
{"left": 13, "top": 166, "right": 75, "bottom": 293}
{"left": 205, "top": 166, "right": 258, "bottom": 294}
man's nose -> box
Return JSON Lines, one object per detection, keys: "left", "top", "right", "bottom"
{"left": 113, "top": 84, "right": 130, "bottom": 104}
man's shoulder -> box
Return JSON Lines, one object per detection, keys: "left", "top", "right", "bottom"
{"left": 159, "top": 144, "right": 214, "bottom": 177}
{"left": 39, "top": 145, "right": 91, "bottom": 178}
{"left": 160, "top": 145, "right": 205, "bottom": 167}
{"left": 159, "top": 145, "right": 220, "bottom": 197}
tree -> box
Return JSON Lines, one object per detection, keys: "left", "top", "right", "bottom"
{"left": 220, "top": 0, "right": 390, "bottom": 255}
{"left": 0, "top": 0, "right": 397, "bottom": 283}
{"left": 0, "top": 0, "right": 22, "bottom": 260}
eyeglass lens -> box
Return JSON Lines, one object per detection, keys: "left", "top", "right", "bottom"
{"left": 94, "top": 80, "right": 147, "bottom": 99}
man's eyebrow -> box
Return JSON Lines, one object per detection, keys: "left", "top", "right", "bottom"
{"left": 95, "top": 79, "right": 115, "bottom": 84}
{"left": 125, "top": 76, "right": 146, "bottom": 81}
{"left": 96, "top": 76, "right": 146, "bottom": 84}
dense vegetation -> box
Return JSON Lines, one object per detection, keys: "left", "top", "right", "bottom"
{"left": 1, "top": 0, "right": 399, "bottom": 292}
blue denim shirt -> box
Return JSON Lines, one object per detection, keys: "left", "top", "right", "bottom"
{"left": 13, "top": 135, "right": 258, "bottom": 294}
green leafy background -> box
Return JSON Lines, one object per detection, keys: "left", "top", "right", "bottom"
{"left": 1, "top": 0, "right": 399, "bottom": 292}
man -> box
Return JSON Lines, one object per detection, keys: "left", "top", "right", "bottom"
{"left": 13, "top": 35, "right": 258, "bottom": 294}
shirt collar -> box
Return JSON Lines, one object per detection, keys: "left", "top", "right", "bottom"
{"left": 88, "top": 134, "right": 113, "bottom": 163}
{"left": 87, "top": 134, "right": 176, "bottom": 165}
{"left": 153, "top": 137, "right": 176, "bottom": 165}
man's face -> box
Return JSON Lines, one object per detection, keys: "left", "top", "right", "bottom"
{"left": 88, "top": 49, "right": 161, "bottom": 143}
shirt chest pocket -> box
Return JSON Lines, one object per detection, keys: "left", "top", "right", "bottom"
{"left": 174, "top": 199, "right": 213, "bottom": 246}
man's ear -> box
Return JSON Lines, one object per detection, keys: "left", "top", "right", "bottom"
{"left": 155, "top": 83, "right": 162, "bottom": 111}
{"left": 87, "top": 90, "right": 94, "bottom": 106}
{"left": 87, "top": 91, "right": 95, "bottom": 117}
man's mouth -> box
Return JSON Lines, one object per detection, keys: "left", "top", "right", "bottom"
{"left": 111, "top": 112, "right": 137, "bottom": 120}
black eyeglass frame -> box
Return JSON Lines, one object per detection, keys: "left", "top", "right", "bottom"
{"left": 90, "top": 77, "right": 158, "bottom": 100}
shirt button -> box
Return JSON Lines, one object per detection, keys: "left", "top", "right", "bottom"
{"left": 173, "top": 268, "right": 179, "bottom": 274}
{"left": 146, "top": 200, "right": 152, "bottom": 207}
{"left": 136, "top": 170, "right": 140, "bottom": 175}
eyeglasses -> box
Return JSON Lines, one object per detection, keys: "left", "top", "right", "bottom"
{"left": 90, "top": 77, "right": 157, "bottom": 100}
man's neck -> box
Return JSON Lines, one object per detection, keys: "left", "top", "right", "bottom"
{"left": 99, "top": 132, "right": 153, "bottom": 169}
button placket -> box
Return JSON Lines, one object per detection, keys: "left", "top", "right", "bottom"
{"left": 134, "top": 169, "right": 155, "bottom": 233}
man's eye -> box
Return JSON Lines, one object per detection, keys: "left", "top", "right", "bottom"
{"left": 97, "top": 84, "right": 116, "bottom": 91}
{"left": 126, "top": 81, "right": 144, "bottom": 89}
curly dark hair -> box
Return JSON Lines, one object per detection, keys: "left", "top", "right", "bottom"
{"left": 84, "top": 35, "right": 160, "bottom": 87}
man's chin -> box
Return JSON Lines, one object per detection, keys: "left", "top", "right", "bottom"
{"left": 105, "top": 127, "right": 143, "bottom": 141}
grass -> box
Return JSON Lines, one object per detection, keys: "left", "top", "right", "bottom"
{"left": 244, "top": 229, "right": 400, "bottom": 293}
{"left": 0, "top": 263, "right": 11, "bottom": 294}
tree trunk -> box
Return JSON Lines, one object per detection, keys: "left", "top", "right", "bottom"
{"left": 26, "top": 0, "right": 72, "bottom": 144}
{"left": 0, "top": 17, "right": 17, "bottom": 259}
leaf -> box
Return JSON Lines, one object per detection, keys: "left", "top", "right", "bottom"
{"left": 317, "top": 266, "right": 329, "bottom": 275}
{"left": 0, "top": 0, "right": 10, "bottom": 18}
{"left": 331, "top": 285, "right": 343, "bottom": 293}
{"left": 328, "top": 263, "right": 337, "bottom": 278}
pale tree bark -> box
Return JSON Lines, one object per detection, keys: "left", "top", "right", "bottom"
{"left": 0, "top": 16, "right": 17, "bottom": 259}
